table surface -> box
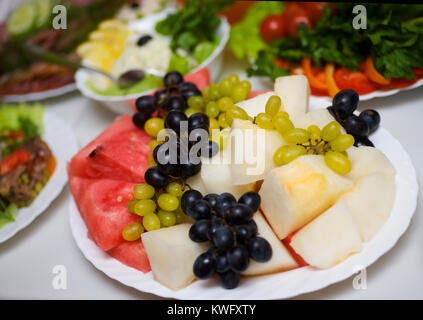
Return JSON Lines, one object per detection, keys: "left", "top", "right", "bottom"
{"left": 0, "top": 51, "right": 422, "bottom": 300}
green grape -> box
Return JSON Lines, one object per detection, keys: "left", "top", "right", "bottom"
{"left": 217, "top": 97, "right": 233, "bottom": 112}
{"left": 239, "top": 80, "right": 251, "bottom": 95}
{"left": 133, "top": 183, "right": 155, "bottom": 200}
{"left": 231, "top": 83, "right": 249, "bottom": 103}
{"left": 273, "top": 113, "right": 294, "bottom": 135}
{"left": 127, "top": 199, "right": 138, "bottom": 213}
{"left": 157, "top": 210, "right": 176, "bottom": 227}
{"left": 122, "top": 222, "right": 144, "bottom": 241}
{"left": 273, "top": 145, "right": 307, "bottom": 166}
{"left": 321, "top": 121, "right": 341, "bottom": 142}
{"left": 226, "top": 106, "right": 248, "bottom": 126}
{"left": 205, "top": 101, "right": 220, "bottom": 118}
{"left": 148, "top": 139, "right": 163, "bottom": 151}
{"left": 187, "top": 96, "right": 204, "bottom": 110}
{"left": 330, "top": 134, "right": 355, "bottom": 152}
{"left": 209, "top": 117, "right": 220, "bottom": 132}
{"left": 166, "top": 182, "right": 183, "bottom": 197}
{"left": 185, "top": 107, "right": 198, "bottom": 118}
{"left": 228, "top": 73, "right": 240, "bottom": 86}
{"left": 218, "top": 113, "right": 229, "bottom": 128}
{"left": 201, "top": 86, "right": 209, "bottom": 99}
{"left": 208, "top": 83, "right": 220, "bottom": 100}
{"left": 255, "top": 112, "right": 274, "bottom": 130}
{"left": 144, "top": 117, "right": 164, "bottom": 138}
{"left": 148, "top": 152, "right": 156, "bottom": 165}
{"left": 143, "top": 213, "right": 161, "bottom": 231}
{"left": 219, "top": 78, "right": 234, "bottom": 96}
{"left": 283, "top": 128, "right": 310, "bottom": 144}
{"left": 265, "top": 95, "right": 282, "bottom": 116}
{"left": 134, "top": 199, "right": 156, "bottom": 216}
{"left": 157, "top": 193, "right": 179, "bottom": 211}
{"left": 174, "top": 209, "right": 187, "bottom": 224}
{"left": 307, "top": 125, "right": 321, "bottom": 146}
{"left": 324, "top": 151, "right": 352, "bottom": 174}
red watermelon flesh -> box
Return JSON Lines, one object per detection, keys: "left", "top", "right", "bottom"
{"left": 184, "top": 67, "right": 210, "bottom": 90}
{"left": 108, "top": 240, "right": 151, "bottom": 273}
{"left": 68, "top": 114, "right": 151, "bottom": 182}
{"left": 77, "top": 178, "right": 141, "bottom": 251}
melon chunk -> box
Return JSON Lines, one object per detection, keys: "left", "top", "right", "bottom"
{"left": 342, "top": 173, "right": 395, "bottom": 242}
{"left": 274, "top": 75, "right": 309, "bottom": 119}
{"left": 230, "top": 119, "right": 285, "bottom": 185}
{"left": 259, "top": 155, "right": 353, "bottom": 239}
{"left": 142, "top": 224, "right": 210, "bottom": 290}
{"left": 290, "top": 200, "right": 362, "bottom": 269}
{"left": 346, "top": 146, "right": 396, "bottom": 181}
{"left": 235, "top": 91, "right": 277, "bottom": 117}
{"left": 243, "top": 212, "right": 298, "bottom": 276}
{"left": 186, "top": 173, "right": 208, "bottom": 195}
{"left": 293, "top": 109, "right": 345, "bottom": 133}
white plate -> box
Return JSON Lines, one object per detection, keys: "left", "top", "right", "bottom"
{"left": 0, "top": 83, "right": 77, "bottom": 103}
{"left": 0, "top": 111, "right": 78, "bottom": 242}
{"left": 68, "top": 116, "right": 418, "bottom": 299}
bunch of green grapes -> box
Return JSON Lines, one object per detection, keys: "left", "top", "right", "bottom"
{"left": 122, "top": 182, "right": 189, "bottom": 241}
{"left": 273, "top": 118, "right": 355, "bottom": 175}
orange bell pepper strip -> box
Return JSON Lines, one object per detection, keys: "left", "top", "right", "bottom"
{"left": 364, "top": 56, "right": 390, "bottom": 85}
{"left": 0, "top": 148, "right": 31, "bottom": 176}
{"left": 301, "top": 58, "right": 328, "bottom": 92}
{"left": 324, "top": 64, "right": 340, "bottom": 98}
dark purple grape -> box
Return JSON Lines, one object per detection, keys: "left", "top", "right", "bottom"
{"left": 227, "top": 204, "right": 254, "bottom": 225}
{"left": 186, "top": 199, "right": 212, "bottom": 220}
{"left": 207, "top": 216, "right": 223, "bottom": 240}
{"left": 332, "top": 89, "right": 359, "bottom": 118}
{"left": 247, "top": 237, "right": 272, "bottom": 263}
{"left": 359, "top": 109, "right": 380, "bottom": 133}
{"left": 154, "top": 88, "right": 168, "bottom": 103}
{"left": 189, "top": 220, "right": 211, "bottom": 242}
{"left": 137, "top": 35, "right": 152, "bottom": 46}
{"left": 144, "top": 166, "right": 168, "bottom": 189}
{"left": 193, "top": 252, "right": 216, "bottom": 280}
{"left": 179, "top": 158, "right": 202, "bottom": 178}
{"left": 217, "top": 270, "right": 240, "bottom": 289}
{"left": 132, "top": 112, "right": 150, "bottom": 128}
{"left": 216, "top": 253, "right": 230, "bottom": 273}
{"left": 213, "top": 225, "right": 234, "bottom": 250}
{"left": 135, "top": 95, "right": 156, "bottom": 114}
{"left": 344, "top": 114, "right": 370, "bottom": 138}
{"left": 179, "top": 81, "right": 198, "bottom": 91}
{"left": 181, "top": 88, "right": 202, "bottom": 101}
{"left": 188, "top": 113, "right": 209, "bottom": 132}
{"left": 203, "top": 193, "right": 219, "bottom": 210}
{"left": 235, "top": 225, "right": 252, "bottom": 244}
{"left": 238, "top": 192, "right": 261, "bottom": 212}
{"left": 245, "top": 219, "right": 258, "bottom": 237}
{"left": 327, "top": 106, "right": 344, "bottom": 122}
{"left": 227, "top": 245, "right": 250, "bottom": 272}
{"left": 164, "top": 71, "right": 183, "bottom": 88}
{"left": 163, "top": 94, "right": 186, "bottom": 112}
{"left": 181, "top": 190, "right": 203, "bottom": 213}
{"left": 216, "top": 193, "right": 237, "bottom": 216}
{"left": 354, "top": 137, "right": 375, "bottom": 147}
{"left": 199, "top": 140, "right": 219, "bottom": 158}
{"left": 165, "top": 110, "right": 188, "bottom": 135}
{"left": 207, "top": 246, "right": 218, "bottom": 256}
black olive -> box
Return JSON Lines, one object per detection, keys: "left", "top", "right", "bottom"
{"left": 137, "top": 35, "right": 152, "bottom": 47}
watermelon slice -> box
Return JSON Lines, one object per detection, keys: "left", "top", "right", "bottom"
{"left": 184, "top": 67, "right": 210, "bottom": 90}
{"left": 68, "top": 115, "right": 151, "bottom": 183}
{"left": 108, "top": 240, "right": 151, "bottom": 273}
{"left": 71, "top": 177, "right": 142, "bottom": 251}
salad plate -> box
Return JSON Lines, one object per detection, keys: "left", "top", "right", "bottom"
{"left": 68, "top": 106, "right": 418, "bottom": 299}
{"left": 0, "top": 111, "right": 78, "bottom": 243}
{"left": 1, "top": 83, "right": 77, "bottom": 103}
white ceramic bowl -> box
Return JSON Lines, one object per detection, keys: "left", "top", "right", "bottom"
{"left": 75, "top": 10, "right": 230, "bottom": 115}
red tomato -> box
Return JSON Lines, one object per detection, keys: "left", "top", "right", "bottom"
{"left": 260, "top": 14, "right": 286, "bottom": 43}
{"left": 384, "top": 77, "right": 418, "bottom": 89}
{"left": 300, "top": 2, "right": 328, "bottom": 24}
{"left": 0, "top": 148, "right": 30, "bottom": 175}
{"left": 334, "top": 68, "right": 376, "bottom": 95}
{"left": 274, "top": 58, "right": 291, "bottom": 69}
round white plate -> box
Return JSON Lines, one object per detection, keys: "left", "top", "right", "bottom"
{"left": 0, "top": 111, "right": 78, "bottom": 242}
{"left": 68, "top": 119, "right": 418, "bottom": 299}
{"left": 0, "top": 83, "right": 77, "bottom": 103}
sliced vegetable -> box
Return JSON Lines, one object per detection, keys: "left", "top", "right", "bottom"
{"left": 334, "top": 68, "right": 376, "bottom": 95}
{"left": 301, "top": 58, "right": 328, "bottom": 91}
{"left": 364, "top": 56, "right": 391, "bottom": 86}
{"left": 0, "top": 149, "right": 31, "bottom": 176}
{"left": 324, "top": 64, "right": 340, "bottom": 97}
{"left": 6, "top": 1, "right": 37, "bottom": 39}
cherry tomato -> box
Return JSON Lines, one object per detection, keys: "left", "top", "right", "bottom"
{"left": 334, "top": 68, "right": 376, "bottom": 95}
{"left": 300, "top": 2, "right": 328, "bottom": 24}
{"left": 260, "top": 14, "right": 286, "bottom": 43}
{"left": 283, "top": 4, "right": 311, "bottom": 39}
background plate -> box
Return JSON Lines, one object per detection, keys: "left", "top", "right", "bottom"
{"left": 0, "top": 111, "right": 78, "bottom": 242}
{"left": 69, "top": 120, "right": 418, "bottom": 300}
{"left": 0, "top": 83, "right": 77, "bottom": 103}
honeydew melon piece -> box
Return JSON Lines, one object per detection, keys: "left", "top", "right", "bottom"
{"left": 290, "top": 199, "right": 362, "bottom": 269}
{"left": 243, "top": 212, "right": 298, "bottom": 276}
{"left": 235, "top": 91, "right": 276, "bottom": 118}
{"left": 141, "top": 223, "right": 211, "bottom": 290}
{"left": 186, "top": 173, "right": 208, "bottom": 195}
{"left": 292, "top": 108, "right": 346, "bottom": 133}
{"left": 342, "top": 173, "right": 395, "bottom": 242}
{"left": 274, "top": 75, "right": 309, "bottom": 120}
{"left": 259, "top": 155, "right": 354, "bottom": 239}
{"left": 230, "top": 119, "right": 286, "bottom": 185}
{"left": 346, "top": 146, "right": 396, "bottom": 181}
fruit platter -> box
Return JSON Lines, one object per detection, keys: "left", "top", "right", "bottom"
{"left": 229, "top": 2, "right": 423, "bottom": 100}
{"left": 0, "top": 103, "right": 77, "bottom": 242}
{"left": 68, "top": 70, "right": 417, "bottom": 299}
